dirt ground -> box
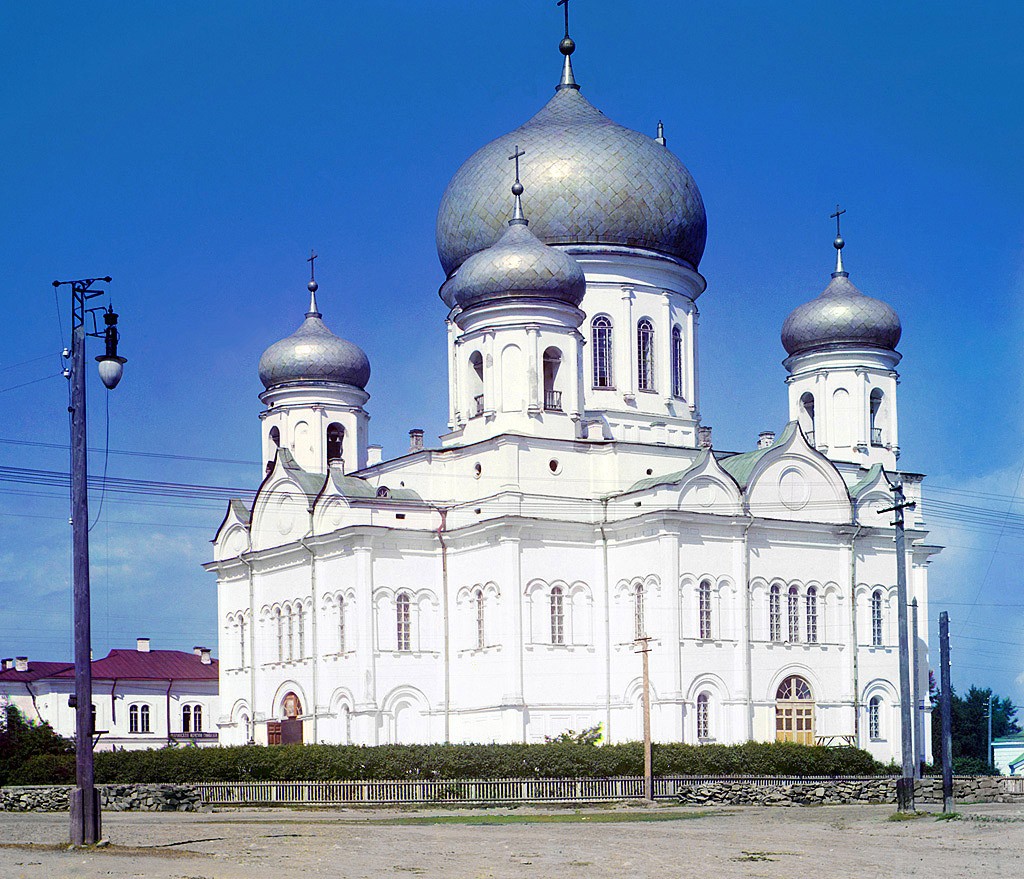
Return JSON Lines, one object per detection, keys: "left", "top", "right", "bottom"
{"left": 1, "top": 801, "right": 1021, "bottom": 879}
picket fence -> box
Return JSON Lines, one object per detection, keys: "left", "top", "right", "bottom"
{"left": 193, "top": 774, "right": 892, "bottom": 806}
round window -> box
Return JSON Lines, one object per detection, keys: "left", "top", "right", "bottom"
{"left": 548, "top": 459, "right": 561, "bottom": 475}
{"left": 473, "top": 463, "right": 482, "bottom": 479}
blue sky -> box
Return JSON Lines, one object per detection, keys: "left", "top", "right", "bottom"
{"left": 1, "top": 2, "right": 1023, "bottom": 707}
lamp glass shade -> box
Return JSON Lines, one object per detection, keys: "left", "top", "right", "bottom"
{"left": 96, "top": 356, "right": 126, "bottom": 390}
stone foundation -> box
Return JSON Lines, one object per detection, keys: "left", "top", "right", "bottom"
{"left": 0, "top": 784, "right": 200, "bottom": 812}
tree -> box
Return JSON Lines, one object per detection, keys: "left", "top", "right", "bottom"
{"left": 0, "top": 705, "right": 74, "bottom": 785}
{"left": 929, "top": 680, "right": 1020, "bottom": 772}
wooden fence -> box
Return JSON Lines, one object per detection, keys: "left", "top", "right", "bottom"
{"left": 193, "top": 774, "right": 893, "bottom": 806}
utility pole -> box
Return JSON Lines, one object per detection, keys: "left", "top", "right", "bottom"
{"left": 938, "top": 611, "right": 953, "bottom": 813}
{"left": 53, "top": 277, "right": 126, "bottom": 846}
{"left": 635, "top": 635, "right": 653, "bottom": 801}
{"left": 911, "top": 598, "right": 922, "bottom": 779}
{"left": 879, "top": 479, "right": 916, "bottom": 811}
{"left": 987, "top": 692, "right": 994, "bottom": 771}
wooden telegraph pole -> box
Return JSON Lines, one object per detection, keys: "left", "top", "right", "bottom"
{"left": 938, "top": 611, "right": 954, "bottom": 813}
{"left": 879, "top": 479, "right": 916, "bottom": 811}
{"left": 635, "top": 635, "right": 653, "bottom": 801}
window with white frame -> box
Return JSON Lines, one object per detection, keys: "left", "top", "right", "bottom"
{"left": 868, "top": 695, "right": 882, "bottom": 740}
{"left": 286, "top": 604, "right": 295, "bottom": 660}
{"left": 396, "top": 592, "right": 412, "bottom": 652}
{"left": 769, "top": 584, "right": 781, "bottom": 642}
{"left": 550, "top": 586, "right": 565, "bottom": 645}
{"left": 806, "top": 587, "right": 818, "bottom": 643}
{"left": 788, "top": 586, "right": 800, "bottom": 642}
{"left": 592, "top": 315, "right": 614, "bottom": 388}
{"left": 671, "top": 325, "right": 684, "bottom": 398}
{"left": 634, "top": 582, "right": 646, "bottom": 640}
{"left": 637, "top": 318, "right": 655, "bottom": 391}
{"left": 337, "top": 596, "right": 346, "bottom": 653}
{"left": 696, "top": 692, "right": 711, "bottom": 740}
{"left": 297, "top": 603, "right": 305, "bottom": 659}
{"left": 475, "top": 588, "right": 485, "bottom": 649}
{"left": 871, "top": 590, "right": 884, "bottom": 647}
{"left": 698, "top": 579, "right": 712, "bottom": 639}
{"left": 238, "top": 615, "right": 246, "bottom": 668}
{"left": 129, "top": 703, "right": 150, "bottom": 734}
{"left": 275, "top": 608, "right": 284, "bottom": 662}
{"left": 182, "top": 704, "right": 203, "bottom": 733}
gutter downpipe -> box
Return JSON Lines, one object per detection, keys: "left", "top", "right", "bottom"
{"left": 24, "top": 681, "right": 43, "bottom": 723}
{"left": 741, "top": 514, "right": 754, "bottom": 741}
{"left": 110, "top": 678, "right": 118, "bottom": 726}
{"left": 300, "top": 536, "right": 319, "bottom": 744}
{"left": 165, "top": 680, "right": 174, "bottom": 747}
{"left": 436, "top": 507, "right": 451, "bottom": 743}
{"left": 849, "top": 524, "right": 863, "bottom": 743}
{"left": 239, "top": 552, "right": 257, "bottom": 743}
{"left": 599, "top": 498, "right": 612, "bottom": 741}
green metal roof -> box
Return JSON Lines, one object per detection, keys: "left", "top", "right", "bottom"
{"left": 278, "top": 449, "right": 326, "bottom": 505}
{"left": 625, "top": 449, "right": 710, "bottom": 494}
{"left": 993, "top": 733, "right": 1024, "bottom": 744}
{"left": 228, "top": 498, "right": 251, "bottom": 525}
{"left": 849, "top": 463, "right": 885, "bottom": 498}
{"left": 718, "top": 423, "right": 798, "bottom": 488}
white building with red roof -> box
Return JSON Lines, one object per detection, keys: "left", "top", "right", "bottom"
{"left": 0, "top": 638, "right": 219, "bottom": 751}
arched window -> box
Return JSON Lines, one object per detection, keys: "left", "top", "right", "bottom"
{"left": 468, "top": 351, "right": 484, "bottom": 417}
{"left": 696, "top": 692, "right": 711, "bottom": 740}
{"left": 806, "top": 587, "right": 818, "bottom": 644}
{"left": 671, "top": 325, "right": 684, "bottom": 398}
{"left": 275, "top": 608, "right": 284, "bottom": 662}
{"left": 591, "top": 315, "right": 613, "bottom": 388}
{"left": 242, "top": 714, "right": 251, "bottom": 743}
{"left": 396, "top": 592, "right": 411, "bottom": 652}
{"left": 698, "top": 579, "right": 712, "bottom": 640}
{"left": 775, "top": 675, "right": 814, "bottom": 744}
{"left": 129, "top": 704, "right": 139, "bottom": 734}
{"left": 337, "top": 596, "right": 346, "bottom": 653}
{"left": 238, "top": 615, "right": 246, "bottom": 668}
{"left": 550, "top": 586, "right": 565, "bottom": 645}
{"left": 799, "top": 392, "right": 815, "bottom": 445}
{"left": 868, "top": 695, "right": 882, "bottom": 740}
{"left": 871, "top": 590, "right": 884, "bottom": 646}
{"left": 269, "top": 426, "right": 281, "bottom": 447}
{"left": 637, "top": 318, "right": 655, "bottom": 391}
{"left": 297, "top": 603, "right": 305, "bottom": 659}
{"left": 286, "top": 604, "right": 295, "bottom": 660}
{"left": 870, "top": 389, "right": 884, "bottom": 446}
{"left": 769, "top": 584, "right": 781, "bottom": 642}
{"left": 543, "top": 347, "right": 563, "bottom": 412}
{"left": 193, "top": 704, "right": 203, "bottom": 733}
{"left": 787, "top": 586, "right": 800, "bottom": 642}
{"left": 326, "top": 422, "right": 345, "bottom": 463}
{"left": 475, "top": 588, "right": 485, "bottom": 649}
{"left": 634, "top": 582, "right": 646, "bottom": 640}
{"left": 182, "top": 704, "right": 192, "bottom": 733}
{"left": 139, "top": 704, "right": 150, "bottom": 733}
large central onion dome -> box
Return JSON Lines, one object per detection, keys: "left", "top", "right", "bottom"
{"left": 258, "top": 282, "right": 370, "bottom": 390}
{"left": 782, "top": 236, "right": 901, "bottom": 357}
{"left": 436, "top": 71, "right": 706, "bottom": 276}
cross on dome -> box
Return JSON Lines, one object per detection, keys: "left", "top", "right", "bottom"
{"left": 830, "top": 205, "right": 847, "bottom": 276}
{"left": 508, "top": 144, "right": 527, "bottom": 226}
{"left": 306, "top": 249, "right": 321, "bottom": 316}
{"left": 556, "top": 0, "right": 579, "bottom": 91}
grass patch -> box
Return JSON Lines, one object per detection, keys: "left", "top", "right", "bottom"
{"left": 887, "top": 811, "right": 927, "bottom": 822}
{"left": 935, "top": 812, "right": 962, "bottom": 821}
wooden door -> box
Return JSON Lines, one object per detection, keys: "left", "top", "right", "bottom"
{"left": 775, "top": 675, "right": 815, "bottom": 745}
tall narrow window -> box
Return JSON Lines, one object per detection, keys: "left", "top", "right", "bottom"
{"left": 543, "top": 347, "right": 563, "bottom": 412}
{"left": 671, "top": 325, "right": 684, "bottom": 398}
{"left": 338, "top": 597, "right": 346, "bottom": 653}
{"left": 799, "top": 392, "right": 815, "bottom": 446}
{"left": 698, "top": 579, "right": 712, "bottom": 639}
{"left": 870, "top": 389, "right": 884, "bottom": 446}
{"left": 238, "top": 616, "right": 246, "bottom": 668}
{"left": 140, "top": 704, "right": 150, "bottom": 734}
{"left": 182, "top": 704, "right": 192, "bottom": 734}
{"left": 769, "top": 584, "right": 781, "bottom": 642}
{"left": 129, "top": 704, "right": 139, "bottom": 734}
{"left": 868, "top": 695, "right": 882, "bottom": 739}
{"left": 269, "top": 426, "right": 281, "bottom": 447}
{"left": 287, "top": 604, "right": 295, "bottom": 660}
{"left": 871, "top": 590, "right": 884, "bottom": 646}
{"left": 475, "top": 588, "right": 486, "bottom": 649}
{"left": 326, "top": 422, "right": 345, "bottom": 463}
{"left": 550, "top": 586, "right": 565, "bottom": 645}
{"left": 469, "top": 351, "right": 484, "bottom": 417}
{"left": 696, "top": 692, "right": 710, "bottom": 740}
{"left": 297, "top": 603, "right": 305, "bottom": 659}
{"left": 788, "top": 586, "right": 800, "bottom": 642}
{"left": 276, "top": 608, "right": 284, "bottom": 662}
{"left": 637, "top": 318, "right": 655, "bottom": 391}
{"left": 806, "top": 587, "right": 818, "bottom": 644}
{"left": 396, "top": 592, "right": 411, "bottom": 652}
{"left": 193, "top": 705, "right": 203, "bottom": 733}
{"left": 592, "top": 315, "right": 614, "bottom": 388}
{"left": 634, "top": 583, "right": 646, "bottom": 639}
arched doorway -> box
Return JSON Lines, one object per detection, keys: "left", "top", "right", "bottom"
{"left": 280, "top": 691, "right": 304, "bottom": 745}
{"left": 775, "top": 675, "right": 814, "bottom": 745}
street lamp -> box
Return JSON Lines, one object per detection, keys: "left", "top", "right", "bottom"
{"left": 52, "top": 276, "right": 126, "bottom": 846}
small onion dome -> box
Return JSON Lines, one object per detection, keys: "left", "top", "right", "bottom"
{"left": 781, "top": 272, "right": 902, "bottom": 357}
{"left": 436, "top": 87, "right": 706, "bottom": 277}
{"left": 258, "top": 290, "right": 370, "bottom": 390}
{"left": 441, "top": 220, "right": 586, "bottom": 311}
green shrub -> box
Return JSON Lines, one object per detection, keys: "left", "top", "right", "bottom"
{"left": 0, "top": 739, "right": 886, "bottom": 786}
{"left": 0, "top": 706, "right": 74, "bottom": 786}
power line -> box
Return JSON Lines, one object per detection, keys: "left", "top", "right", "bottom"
{"left": 0, "top": 437, "right": 256, "bottom": 467}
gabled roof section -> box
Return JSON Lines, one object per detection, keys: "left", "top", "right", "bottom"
{"left": 0, "top": 660, "right": 73, "bottom": 683}
{"left": 719, "top": 423, "right": 799, "bottom": 489}
{"left": 328, "top": 469, "right": 377, "bottom": 499}
{"left": 278, "top": 448, "right": 326, "bottom": 506}
{"left": 850, "top": 463, "right": 886, "bottom": 498}
{"left": 53, "top": 649, "right": 218, "bottom": 682}
{"left": 229, "top": 498, "right": 251, "bottom": 525}
{"left": 624, "top": 448, "right": 736, "bottom": 495}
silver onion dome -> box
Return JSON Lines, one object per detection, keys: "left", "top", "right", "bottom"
{"left": 436, "top": 85, "right": 707, "bottom": 277}
{"left": 782, "top": 259, "right": 902, "bottom": 357}
{"left": 258, "top": 287, "right": 370, "bottom": 390}
{"left": 442, "top": 221, "right": 586, "bottom": 311}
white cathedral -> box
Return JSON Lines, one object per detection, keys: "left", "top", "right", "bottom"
{"left": 207, "top": 21, "right": 939, "bottom": 764}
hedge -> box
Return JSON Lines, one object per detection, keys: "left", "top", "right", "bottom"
{"left": 4, "top": 741, "right": 884, "bottom": 786}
